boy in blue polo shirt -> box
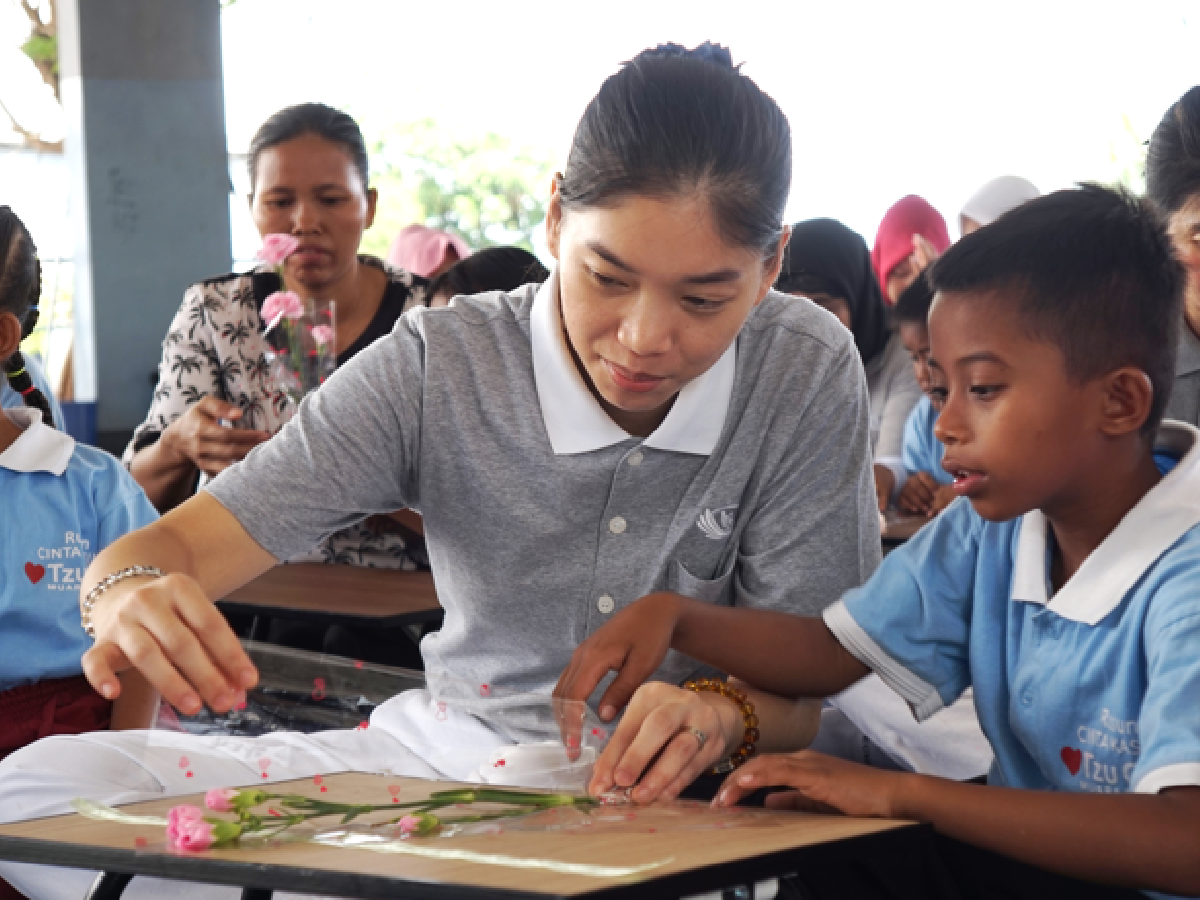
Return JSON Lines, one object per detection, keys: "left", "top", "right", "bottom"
{"left": 573, "top": 186, "right": 1200, "bottom": 898}
{"left": 0, "top": 207, "right": 157, "bottom": 761}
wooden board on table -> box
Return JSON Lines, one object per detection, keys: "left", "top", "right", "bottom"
{"left": 0, "top": 773, "right": 918, "bottom": 899}
{"left": 218, "top": 564, "right": 441, "bottom": 624}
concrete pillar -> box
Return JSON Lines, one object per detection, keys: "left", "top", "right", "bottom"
{"left": 59, "top": 0, "right": 231, "bottom": 450}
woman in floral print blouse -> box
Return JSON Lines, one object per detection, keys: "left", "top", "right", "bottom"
{"left": 125, "top": 103, "right": 429, "bottom": 570}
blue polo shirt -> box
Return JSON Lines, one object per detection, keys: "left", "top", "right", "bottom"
{"left": 900, "top": 395, "right": 951, "bottom": 486}
{"left": 826, "top": 420, "right": 1200, "bottom": 797}
{"left": 1, "top": 354, "right": 64, "bottom": 430}
{"left": 0, "top": 407, "right": 157, "bottom": 693}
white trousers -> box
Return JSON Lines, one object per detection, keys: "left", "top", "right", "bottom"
{"left": 809, "top": 675, "right": 993, "bottom": 781}
{"left": 0, "top": 689, "right": 508, "bottom": 900}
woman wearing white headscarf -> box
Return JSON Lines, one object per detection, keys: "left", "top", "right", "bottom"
{"left": 959, "top": 175, "right": 1040, "bottom": 235}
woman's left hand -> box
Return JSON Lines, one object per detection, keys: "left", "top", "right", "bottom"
{"left": 588, "top": 681, "right": 743, "bottom": 802}
{"left": 715, "top": 751, "right": 912, "bottom": 819}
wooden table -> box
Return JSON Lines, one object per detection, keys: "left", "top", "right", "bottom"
{"left": 881, "top": 513, "right": 928, "bottom": 546}
{"left": 0, "top": 773, "right": 924, "bottom": 900}
{"left": 218, "top": 564, "right": 443, "bottom": 630}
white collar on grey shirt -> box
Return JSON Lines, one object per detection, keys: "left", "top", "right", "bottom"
{"left": 1010, "top": 420, "right": 1200, "bottom": 625}
{"left": 0, "top": 406, "right": 75, "bottom": 475}
{"left": 530, "top": 268, "right": 736, "bottom": 456}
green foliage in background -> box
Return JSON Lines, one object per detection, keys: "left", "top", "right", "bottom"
{"left": 361, "top": 119, "right": 555, "bottom": 258}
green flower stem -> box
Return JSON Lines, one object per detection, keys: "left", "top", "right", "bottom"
{"left": 214, "top": 786, "right": 598, "bottom": 846}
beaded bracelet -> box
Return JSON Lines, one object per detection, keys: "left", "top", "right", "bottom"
{"left": 683, "top": 677, "right": 760, "bottom": 773}
{"left": 81, "top": 566, "right": 165, "bottom": 638}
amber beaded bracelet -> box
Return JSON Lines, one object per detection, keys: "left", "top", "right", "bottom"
{"left": 683, "top": 678, "right": 760, "bottom": 774}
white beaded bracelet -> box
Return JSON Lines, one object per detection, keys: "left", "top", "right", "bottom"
{"left": 80, "top": 565, "right": 165, "bottom": 638}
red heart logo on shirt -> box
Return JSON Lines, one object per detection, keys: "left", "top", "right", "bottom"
{"left": 1060, "top": 746, "right": 1083, "bottom": 776}
{"left": 24, "top": 563, "right": 45, "bottom": 584}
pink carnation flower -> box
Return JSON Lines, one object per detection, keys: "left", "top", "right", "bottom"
{"left": 397, "top": 815, "right": 423, "bottom": 834}
{"left": 167, "top": 805, "right": 214, "bottom": 852}
{"left": 261, "top": 290, "right": 305, "bottom": 324}
{"left": 310, "top": 325, "right": 334, "bottom": 348}
{"left": 204, "top": 788, "right": 238, "bottom": 813}
{"left": 257, "top": 233, "right": 300, "bottom": 266}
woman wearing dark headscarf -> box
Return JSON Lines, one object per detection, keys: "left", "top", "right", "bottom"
{"left": 778, "top": 219, "right": 923, "bottom": 511}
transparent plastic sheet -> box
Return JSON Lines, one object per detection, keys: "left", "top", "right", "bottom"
{"left": 155, "top": 640, "right": 426, "bottom": 737}
{"left": 71, "top": 789, "right": 778, "bottom": 877}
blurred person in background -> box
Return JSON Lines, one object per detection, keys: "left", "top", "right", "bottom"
{"left": 958, "top": 175, "right": 1040, "bottom": 236}
{"left": 388, "top": 224, "right": 471, "bottom": 279}
{"left": 871, "top": 195, "right": 950, "bottom": 304}
{"left": 777, "top": 219, "right": 922, "bottom": 512}
{"left": 426, "top": 246, "right": 548, "bottom": 308}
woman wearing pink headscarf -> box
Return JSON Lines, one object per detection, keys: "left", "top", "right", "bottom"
{"left": 871, "top": 195, "right": 950, "bottom": 304}
{"left": 387, "top": 224, "right": 472, "bottom": 278}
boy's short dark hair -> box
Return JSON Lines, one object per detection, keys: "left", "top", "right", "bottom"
{"left": 928, "top": 184, "right": 1184, "bottom": 433}
{"left": 893, "top": 272, "right": 935, "bottom": 326}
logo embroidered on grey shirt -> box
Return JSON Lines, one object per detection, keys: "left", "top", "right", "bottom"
{"left": 697, "top": 507, "right": 737, "bottom": 540}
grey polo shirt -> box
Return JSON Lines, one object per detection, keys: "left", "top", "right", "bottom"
{"left": 1165, "top": 319, "right": 1200, "bottom": 427}
{"left": 208, "top": 272, "right": 880, "bottom": 701}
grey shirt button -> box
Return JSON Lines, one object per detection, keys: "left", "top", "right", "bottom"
{"left": 608, "top": 516, "right": 627, "bottom": 534}
{"left": 627, "top": 451, "right": 644, "bottom": 466}
{"left": 597, "top": 594, "right": 615, "bottom": 614}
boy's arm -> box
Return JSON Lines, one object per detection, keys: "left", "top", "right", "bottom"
{"left": 720, "top": 755, "right": 1200, "bottom": 894}
{"left": 554, "top": 592, "right": 869, "bottom": 718}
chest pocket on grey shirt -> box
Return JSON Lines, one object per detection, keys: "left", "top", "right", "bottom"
{"left": 669, "top": 558, "right": 735, "bottom": 605}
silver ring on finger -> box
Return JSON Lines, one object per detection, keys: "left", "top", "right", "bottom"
{"left": 683, "top": 726, "right": 707, "bottom": 752}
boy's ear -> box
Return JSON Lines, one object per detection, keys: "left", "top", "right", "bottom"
{"left": 0, "top": 312, "right": 22, "bottom": 364}
{"left": 1096, "top": 367, "right": 1155, "bottom": 437}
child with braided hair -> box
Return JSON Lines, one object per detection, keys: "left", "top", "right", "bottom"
{"left": 1, "top": 259, "right": 58, "bottom": 430}
{"left": 0, "top": 207, "right": 157, "bottom": 765}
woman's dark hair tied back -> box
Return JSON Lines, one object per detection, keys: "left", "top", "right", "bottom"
{"left": 1146, "top": 86, "right": 1200, "bottom": 214}
{"left": 248, "top": 102, "right": 370, "bottom": 192}
{"left": 0, "top": 206, "right": 55, "bottom": 428}
{"left": 558, "top": 43, "right": 791, "bottom": 256}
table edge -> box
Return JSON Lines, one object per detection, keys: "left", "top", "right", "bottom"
{"left": 0, "top": 822, "right": 927, "bottom": 900}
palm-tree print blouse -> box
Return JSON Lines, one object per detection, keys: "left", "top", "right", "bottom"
{"left": 123, "top": 256, "right": 429, "bottom": 569}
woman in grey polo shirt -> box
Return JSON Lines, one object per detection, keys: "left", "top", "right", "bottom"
{"left": 0, "top": 45, "right": 880, "bottom": 898}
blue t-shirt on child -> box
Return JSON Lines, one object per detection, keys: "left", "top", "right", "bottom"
{"left": 826, "top": 420, "right": 1200, "bottom": 798}
{"left": 0, "top": 406, "right": 157, "bottom": 693}
{"left": 901, "top": 395, "right": 952, "bottom": 486}
{"left": 1, "top": 354, "right": 64, "bottom": 430}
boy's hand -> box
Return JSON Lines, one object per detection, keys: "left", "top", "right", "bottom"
{"left": 929, "top": 485, "right": 957, "bottom": 516}
{"left": 897, "top": 473, "right": 937, "bottom": 515}
{"left": 716, "top": 751, "right": 912, "bottom": 820}
{"left": 553, "top": 592, "right": 682, "bottom": 721}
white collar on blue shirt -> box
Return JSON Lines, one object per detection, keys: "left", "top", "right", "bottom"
{"left": 530, "top": 268, "right": 736, "bottom": 456}
{"left": 0, "top": 406, "right": 75, "bottom": 476}
{"left": 1011, "top": 420, "right": 1200, "bottom": 625}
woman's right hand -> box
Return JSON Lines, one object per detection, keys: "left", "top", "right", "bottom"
{"left": 588, "top": 681, "right": 743, "bottom": 802}
{"left": 161, "top": 397, "right": 271, "bottom": 477}
{"left": 82, "top": 571, "right": 258, "bottom": 716}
